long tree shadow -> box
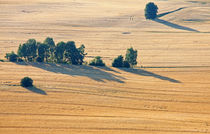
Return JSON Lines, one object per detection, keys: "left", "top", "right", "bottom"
{"left": 17, "top": 62, "right": 125, "bottom": 83}
{"left": 157, "top": 7, "right": 186, "bottom": 18}
{"left": 153, "top": 7, "right": 200, "bottom": 32}
{"left": 25, "top": 86, "right": 47, "bottom": 95}
{"left": 119, "top": 68, "right": 181, "bottom": 83}
{"left": 154, "top": 18, "right": 200, "bottom": 32}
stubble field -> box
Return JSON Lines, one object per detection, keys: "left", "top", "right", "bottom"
{"left": 0, "top": 0, "right": 210, "bottom": 133}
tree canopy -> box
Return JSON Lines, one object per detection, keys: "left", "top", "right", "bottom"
{"left": 145, "top": 2, "right": 158, "bottom": 20}
{"left": 16, "top": 37, "right": 86, "bottom": 65}
{"left": 125, "top": 47, "right": 138, "bottom": 67}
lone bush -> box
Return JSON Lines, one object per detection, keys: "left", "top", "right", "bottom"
{"left": 145, "top": 2, "right": 158, "bottom": 19}
{"left": 5, "top": 51, "right": 18, "bottom": 62}
{"left": 21, "top": 77, "right": 33, "bottom": 87}
{"left": 89, "top": 56, "right": 105, "bottom": 66}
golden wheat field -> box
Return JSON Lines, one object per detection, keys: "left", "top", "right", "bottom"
{"left": 1, "top": 0, "right": 210, "bottom": 133}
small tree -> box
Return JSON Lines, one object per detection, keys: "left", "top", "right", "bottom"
{"left": 44, "top": 37, "right": 55, "bottom": 61}
{"left": 125, "top": 47, "right": 138, "bottom": 67}
{"left": 64, "top": 41, "right": 85, "bottom": 65}
{"left": 26, "top": 39, "right": 37, "bottom": 61}
{"left": 20, "top": 77, "right": 33, "bottom": 87}
{"left": 17, "top": 43, "right": 27, "bottom": 60}
{"left": 78, "top": 44, "right": 87, "bottom": 64}
{"left": 54, "top": 41, "right": 66, "bottom": 63}
{"left": 145, "top": 2, "right": 158, "bottom": 20}
{"left": 89, "top": 56, "right": 105, "bottom": 66}
{"left": 37, "top": 42, "right": 49, "bottom": 62}
{"left": 17, "top": 39, "right": 38, "bottom": 62}
{"left": 112, "top": 55, "right": 124, "bottom": 67}
{"left": 5, "top": 51, "right": 18, "bottom": 62}
{"left": 112, "top": 55, "right": 131, "bottom": 68}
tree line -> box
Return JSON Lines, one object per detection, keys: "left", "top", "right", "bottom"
{"left": 6, "top": 37, "right": 86, "bottom": 65}
{"left": 5, "top": 38, "right": 138, "bottom": 68}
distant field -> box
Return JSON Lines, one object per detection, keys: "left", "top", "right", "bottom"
{"left": 0, "top": 0, "right": 210, "bottom": 134}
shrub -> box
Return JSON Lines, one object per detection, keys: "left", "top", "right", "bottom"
{"left": 125, "top": 47, "right": 138, "bottom": 67}
{"left": 20, "top": 77, "right": 33, "bottom": 87}
{"left": 5, "top": 51, "right": 18, "bottom": 62}
{"left": 112, "top": 55, "right": 131, "bottom": 68}
{"left": 0, "top": 59, "right": 4, "bottom": 62}
{"left": 145, "top": 2, "right": 158, "bottom": 19}
{"left": 89, "top": 56, "right": 105, "bottom": 66}
{"left": 123, "top": 60, "right": 130, "bottom": 68}
{"left": 112, "top": 55, "right": 124, "bottom": 67}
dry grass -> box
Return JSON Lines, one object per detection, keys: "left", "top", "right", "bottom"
{"left": 0, "top": 0, "right": 210, "bottom": 133}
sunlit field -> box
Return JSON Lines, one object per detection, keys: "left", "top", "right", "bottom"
{"left": 0, "top": 0, "right": 210, "bottom": 133}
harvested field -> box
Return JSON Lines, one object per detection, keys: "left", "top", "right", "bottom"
{"left": 0, "top": 0, "right": 210, "bottom": 133}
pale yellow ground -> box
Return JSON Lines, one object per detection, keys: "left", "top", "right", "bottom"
{"left": 0, "top": 0, "right": 210, "bottom": 134}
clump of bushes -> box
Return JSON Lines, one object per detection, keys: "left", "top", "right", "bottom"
{"left": 5, "top": 37, "right": 86, "bottom": 65}
{"left": 112, "top": 47, "right": 137, "bottom": 68}
{"left": 145, "top": 2, "right": 158, "bottom": 20}
{"left": 21, "top": 77, "right": 33, "bottom": 87}
{"left": 89, "top": 56, "right": 105, "bottom": 66}
{"left": 112, "top": 55, "right": 130, "bottom": 68}
{"left": 4, "top": 37, "right": 139, "bottom": 69}
{"left": 5, "top": 51, "right": 18, "bottom": 62}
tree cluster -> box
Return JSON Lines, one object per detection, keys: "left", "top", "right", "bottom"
{"left": 6, "top": 37, "right": 86, "bottom": 65}
{"left": 112, "top": 47, "right": 138, "bottom": 68}
{"left": 5, "top": 38, "right": 138, "bottom": 68}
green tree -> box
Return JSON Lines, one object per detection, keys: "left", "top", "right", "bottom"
{"left": 112, "top": 55, "right": 130, "bottom": 68}
{"left": 37, "top": 42, "right": 49, "bottom": 62}
{"left": 17, "top": 39, "right": 38, "bottom": 62}
{"left": 89, "top": 56, "right": 105, "bottom": 66}
{"left": 64, "top": 41, "right": 85, "bottom": 65}
{"left": 112, "top": 55, "right": 124, "bottom": 67}
{"left": 54, "top": 41, "right": 66, "bottom": 63}
{"left": 44, "top": 37, "right": 55, "bottom": 47}
{"left": 78, "top": 44, "right": 87, "bottom": 64}
{"left": 5, "top": 51, "right": 18, "bottom": 62}
{"left": 20, "top": 77, "right": 33, "bottom": 87}
{"left": 145, "top": 2, "right": 158, "bottom": 19}
{"left": 44, "top": 37, "right": 55, "bottom": 61}
{"left": 125, "top": 47, "right": 138, "bottom": 67}
{"left": 26, "top": 39, "right": 37, "bottom": 61}
{"left": 17, "top": 43, "right": 27, "bottom": 60}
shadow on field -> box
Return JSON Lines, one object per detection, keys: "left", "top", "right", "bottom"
{"left": 153, "top": 7, "right": 200, "bottom": 32}
{"left": 154, "top": 18, "right": 200, "bottom": 32}
{"left": 119, "top": 68, "right": 181, "bottom": 83}
{"left": 17, "top": 62, "right": 125, "bottom": 83}
{"left": 157, "top": 7, "right": 186, "bottom": 18}
{"left": 25, "top": 86, "right": 47, "bottom": 95}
